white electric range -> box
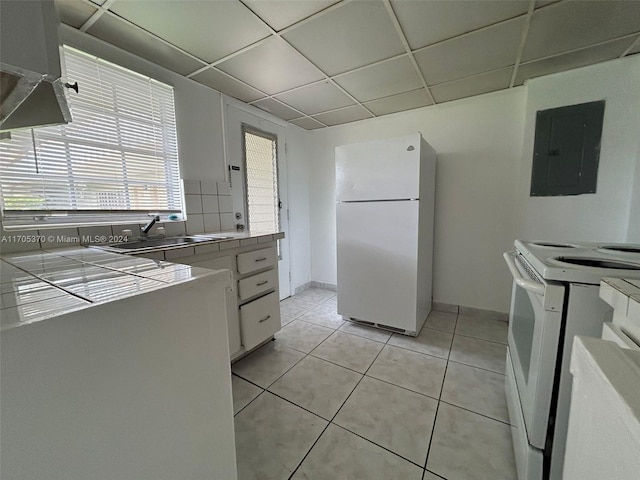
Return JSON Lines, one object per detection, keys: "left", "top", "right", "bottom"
{"left": 503, "top": 240, "right": 640, "bottom": 480}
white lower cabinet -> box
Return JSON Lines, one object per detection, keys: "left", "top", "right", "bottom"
{"left": 154, "top": 240, "right": 281, "bottom": 359}
{"left": 238, "top": 269, "right": 278, "bottom": 301}
{"left": 239, "top": 292, "right": 281, "bottom": 351}
{"left": 237, "top": 247, "right": 277, "bottom": 274}
{"left": 190, "top": 255, "right": 241, "bottom": 356}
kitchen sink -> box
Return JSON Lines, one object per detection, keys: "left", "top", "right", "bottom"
{"left": 107, "top": 235, "right": 231, "bottom": 251}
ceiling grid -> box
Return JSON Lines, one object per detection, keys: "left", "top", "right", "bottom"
{"left": 509, "top": 0, "right": 536, "bottom": 88}
{"left": 382, "top": 0, "right": 435, "bottom": 105}
{"left": 54, "top": 0, "right": 640, "bottom": 130}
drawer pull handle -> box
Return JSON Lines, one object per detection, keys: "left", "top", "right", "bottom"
{"left": 255, "top": 257, "right": 267, "bottom": 262}
{"left": 257, "top": 280, "right": 268, "bottom": 286}
{"left": 259, "top": 315, "right": 271, "bottom": 323}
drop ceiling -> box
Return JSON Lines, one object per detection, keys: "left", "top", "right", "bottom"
{"left": 55, "top": 0, "right": 640, "bottom": 130}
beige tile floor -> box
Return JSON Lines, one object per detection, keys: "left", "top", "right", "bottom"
{"left": 231, "top": 288, "right": 516, "bottom": 480}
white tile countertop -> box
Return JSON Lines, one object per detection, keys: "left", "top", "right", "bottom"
{"left": 599, "top": 277, "right": 640, "bottom": 346}
{"left": 600, "top": 278, "right": 640, "bottom": 322}
{"left": 564, "top": 335, "right": 640, "bottom": 480}
{"left": 0, "top": 246, "right": 229, "bottom": 331}
{"left": 1, "top": 246, "right": 237, "bottom": 479}
{"left": 98, "top": 230, "right": 285, "bottom": 260}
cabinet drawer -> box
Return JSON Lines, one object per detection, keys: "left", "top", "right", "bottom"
{"left": 236, "top": 247, "right": 276, "bottom": 275}
{"left": 238, "top": 269, "right": 277, "bottom": 301}
{"left": 239, "top": 292, "right": 281, "bottom": 351}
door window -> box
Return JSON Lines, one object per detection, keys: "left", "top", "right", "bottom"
{"left": 242, "top": 127, "right": 280, "bottom": 239}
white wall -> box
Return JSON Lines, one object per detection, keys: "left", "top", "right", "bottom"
{"left": 308, "top": 88, "right": 527, "bottom": 313}
{"left": 515, "top": 55, "right": 640, "bottom": 243}
{"left": 286, "top": 128, "right": 313, "bottom": 291}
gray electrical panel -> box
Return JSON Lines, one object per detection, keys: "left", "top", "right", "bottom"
{"left": 531, "top": 100, "right": 605, "bottom": 197}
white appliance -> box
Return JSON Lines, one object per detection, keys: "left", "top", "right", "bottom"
{"left": 563, "top": 335, "right": 640, "bottom": 480}
{"left": 503, "top": 240, "right": 640, "bottom": 480}
{"left": 563, "top": 276, "right": 640, "bottom": 480}
{"left": 335, "top": 133, "right": 436, "bottom": 335}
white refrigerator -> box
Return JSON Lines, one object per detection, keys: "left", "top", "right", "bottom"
{"left": 335, "top": 133, "right": 436, "bottom": 335}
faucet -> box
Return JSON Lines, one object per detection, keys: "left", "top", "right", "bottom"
{"left": 141, "top": 215, "right": 160, "bottom": 235}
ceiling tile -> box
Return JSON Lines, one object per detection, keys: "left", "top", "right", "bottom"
{"left": 391, "top": 0, "right": 529, "bottom": 50}
{"left": 243, "top": 0, "right": 340, "bottom": 32}
{"left": 109, "top": 0, "right": 271, "bottom": 63}
{"left": 535, "top": 0, "right": 561, "bottom": 7}
{"left": 312, "top": 105, "right": 372, "bottom": 126}
{"left": 87, "top": 14, "right": 206, "bottom": 76}
{"left": 216, "top": 36, "right": 324, "bottom": 95}
{"left": 274, "top": 81, "right": 354, "bottom": 115}
{"left": 515, "top": 37, "right": 636, "bottom": 86}
{"left": 414, "top": 17, "right": 525, "bottom": 86}
{"left": 55, "top": 0, "right": 98, "bottom": 28}
{"left": 283, "top": 0, "right": 405, "bottom": 76}
{"left": 191, "top": 68, "right": 264, "bottom": 103}
{"left": 90, "top": 0, "right": 106, "bottom": 5}
{"left": 363, "top": 89, "right": 433, "bottom": 116}
{"left": 252, "top": 98, "right": 301, "bottom": 121}
{"left": 523, "top": 0, "right": 640, "bottom": 62}
{"left": 290, "top": 117, "right": 325, "bottom": 130}
{"left": 430, "top": 67, "right": 513, "bottom": 103}
{"left": 630, "top": 40, "right": 640, "bottom": 55}
{"left": 333, "top": 56, "right": 423, "bottom": 102}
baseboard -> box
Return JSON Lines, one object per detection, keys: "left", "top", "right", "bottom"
{"left": 459, "top": 305, "right": 509, "bottom": 322}
{"left": 293, "top": 282, "right": 313, "bottom": 295}
{"left": 310, "top": 281, "right": 337, "bottom": 292}
{"left": 293, "top": 281, "right": 337, "bottom": 296}
{"left": 432, "top": 302, "right": 508, "bottom": 322}
{"left": 432, "top": 302, "right": 459, "bottom": 314}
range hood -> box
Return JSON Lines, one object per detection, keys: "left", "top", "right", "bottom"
{"left": 0, "top": 0, "right": 72, "bottom": 132}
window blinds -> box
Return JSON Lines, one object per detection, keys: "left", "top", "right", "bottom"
{"left": 0, "top": 46, "right": 182, "bottom": 228}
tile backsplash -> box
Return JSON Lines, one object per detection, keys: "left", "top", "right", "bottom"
{"left": 0, "top": 179, "right": 234, "bottom": 254}
{"left": 182, "top": 180, "right": 235, "bottom": 235}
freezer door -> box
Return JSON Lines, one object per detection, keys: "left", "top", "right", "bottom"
{"left": 335, "top": 133, "right": 421, "bottom": 202}
{"left": 337, "top": 201, "right": 419, "bottom": 332}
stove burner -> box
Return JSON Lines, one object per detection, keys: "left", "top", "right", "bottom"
{"left": 554, "top": 257, "right": 640, "bottom": 270}
{"left": 599, "top": 246, "right": 640, "bottom": 255}
{"left": 532, "top": 242, "right": 575, "bottom": 248}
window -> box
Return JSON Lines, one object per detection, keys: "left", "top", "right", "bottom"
{"left": 0, "top": 46, "right": 182, "bottom": 229}
{"left": 242, "top": 127, "right": 279, "bottom": 236}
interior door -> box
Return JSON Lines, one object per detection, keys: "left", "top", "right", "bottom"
{"left": 224, "top": 102, "right": 291, "bottom": 300}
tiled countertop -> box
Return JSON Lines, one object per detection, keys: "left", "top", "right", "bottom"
{"left": 99, "top": 230, "right": 285, "bottom": 259}
{"left": 0, "top": 247, "right": 228, "bottom": 331}
{"left": 600, "top": 277, "right": 640, "bottom": 322}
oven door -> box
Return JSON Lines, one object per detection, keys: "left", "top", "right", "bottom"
{"left": 504, "top": 251, "right": 565, "bottom": 449}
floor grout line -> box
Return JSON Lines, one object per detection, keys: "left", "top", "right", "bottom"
{"left": 423, "top": 313, "right": 458, "bottom": 471}
{"left": 360, "top": 373, "right": 442, "bottom": 403}
{"left": 452, "top": 331, "right": 508, "bottom": 346}
{"left": 330, "top": 423, "right": 427, "bottom": 469}
{"left": 438, "top": 400, "right": 512, "bottom": 427}
{"left": 446, "top": 357, "right": 506, "bottom": 376}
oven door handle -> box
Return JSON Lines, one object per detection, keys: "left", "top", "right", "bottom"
{"left": 503, "top": 251, "right": 545, "bottom": 296}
